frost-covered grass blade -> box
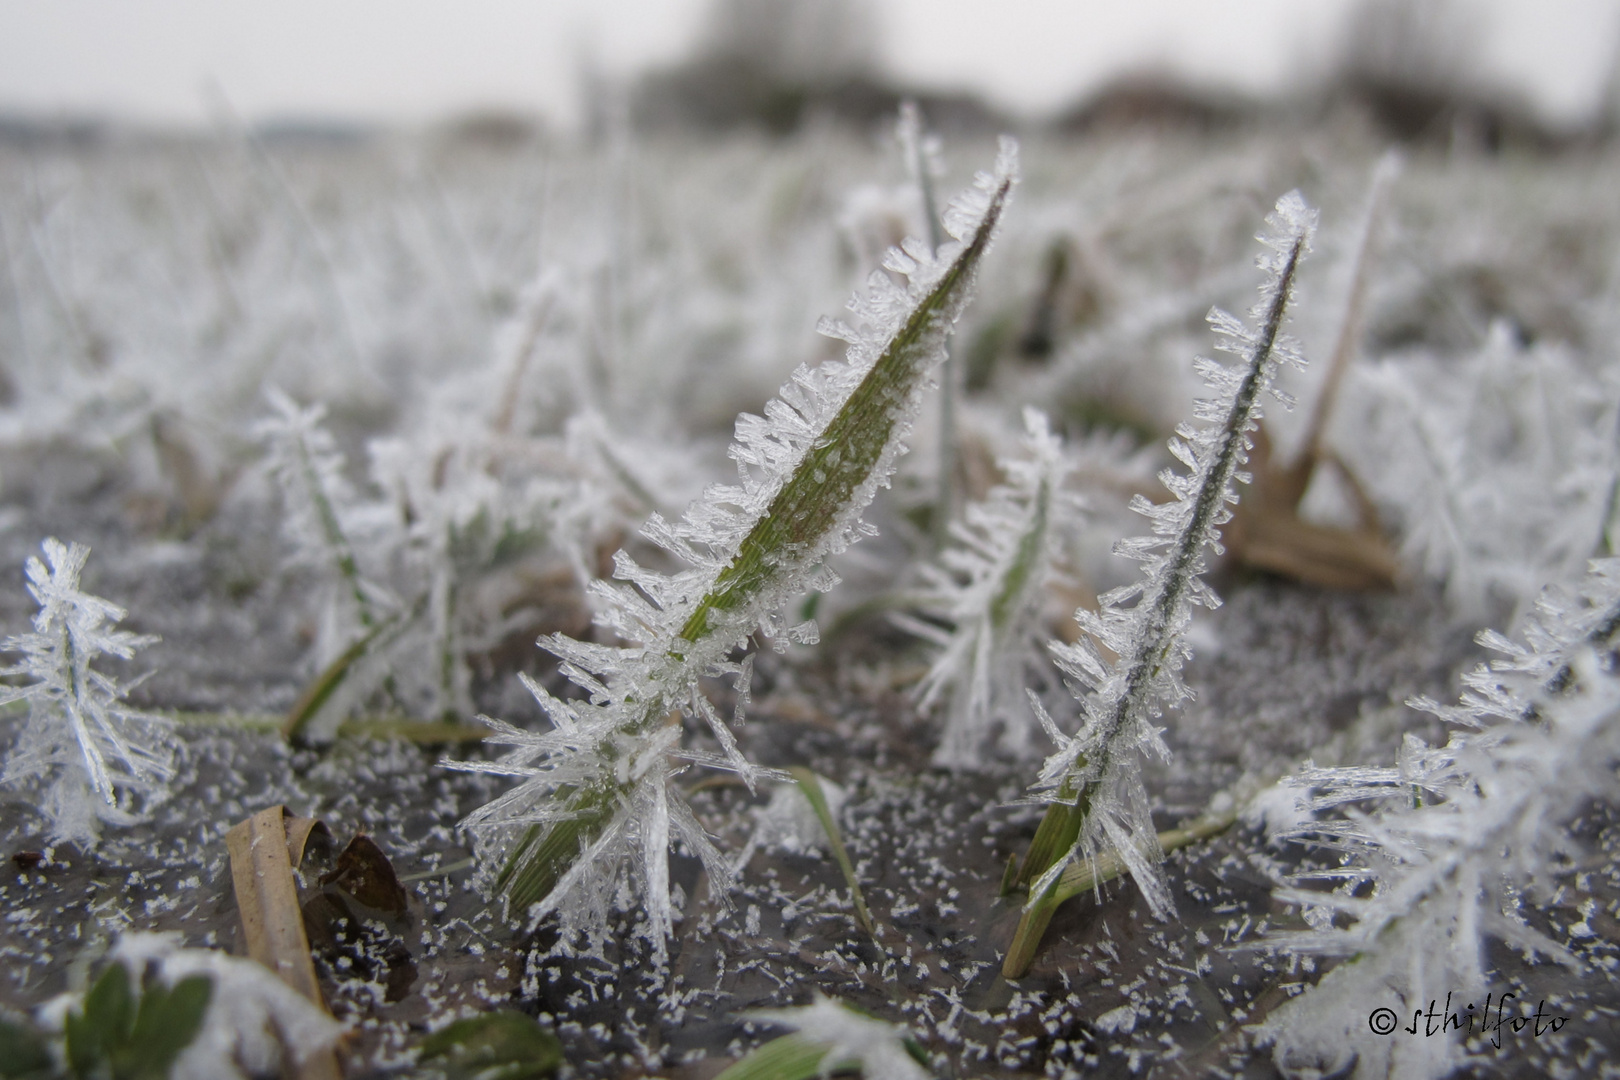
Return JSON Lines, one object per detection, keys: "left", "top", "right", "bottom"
{"left": 1258, "top": 557, "right": 1620, "bottom": 1076}
{"left": 446, "top": 139, "right": 1019, "bottom": 957}
{"left": 1003, "top": 192, "right": 1318, "bottom": 977}
{"left": 0, "top": 539, "right": 176, "bottom": 848}
{"left": 897, "top": 406, "right": 1076, "bottom": 767}
{"left": 788, "top": 766, "right": 875, "bottom": 942}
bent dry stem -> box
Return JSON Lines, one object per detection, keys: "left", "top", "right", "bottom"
{"left": 1004, "top": 207, "right": 1313, "bottom": 979}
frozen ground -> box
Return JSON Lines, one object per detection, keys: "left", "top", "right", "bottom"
{"left": 2, "top": 122, "right": 1620, "bottom": 1077}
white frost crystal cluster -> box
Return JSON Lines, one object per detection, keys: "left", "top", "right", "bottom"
{"left": 731, "top": 772, "right": 848, "bottom": 871}
{"left": 0, "top": 539, "right": 176, "bottom": 848}
{"left": 255, "top": 387, "right": 368, "bottom": 593}
{"left": 898, "top": 406, "right": 1077, "bottom": 767}
{"left": 447, "top": 139, "right": 1019, "bottom": 958}
{"left": 1261, "top": 558, "right": 1620, "bottom": 1079}
{"left": 748, "top": 994, "right": 930, "bottom": 1080}
{"left": 1024, "top": 192, "right": 1318, "bottom": 917}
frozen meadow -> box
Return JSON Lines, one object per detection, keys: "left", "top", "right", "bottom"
{"left": 2, "top": 114, "right": 1620, "bottom": 1078}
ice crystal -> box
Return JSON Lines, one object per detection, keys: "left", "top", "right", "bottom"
{"left": 1016, "top": 192, "right": 1318, "bottom": 920}
{"left": 255, "top": 387, "right": 374, "bottom": 620}
{"left": 732, "top": 772, "right": 848, "bottom": 871}
{"left": 1410, "top": 555, "right": 1620, "bottom": 729}
{"left": 745, "top": 994, "right": 930, "bottom": 1080}
{"left": 446, "top": 139, "right": 1019, "bottom": 958}
{"left": 897, "top": 406, "right": 1078, "bottom": 767}
{"left": 1260, "top": 559, "right": 1620, "bottom": 1078}
{"left": 1341, "top": 322, "right": 1614, "bottom": 615}
{"left": 0, "top": 539, "right": 175, "bottom": 848}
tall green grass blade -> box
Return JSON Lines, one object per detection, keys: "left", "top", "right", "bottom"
{"left": 455, "top": 144, "right": 1019, "bottom": 953}
{"left": 788, "top": 766, "right": 876, "bottom": 943}
{"left": 1003, "top": 192, "right": 1317, "bottom": 977}
{"left": 676, "top": 164, "right": 1014, "bottom": 648}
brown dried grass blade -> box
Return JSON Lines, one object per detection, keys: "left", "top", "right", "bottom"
{"left": 226, "top": 805, "right": 344, "bottom": 1080}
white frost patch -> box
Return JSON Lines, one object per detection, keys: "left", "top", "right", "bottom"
{"left": 1093, "top": 1003, "right": 1138, "bottom": 1035}
{"left": 749, "top": 993, "right": 929, "bottom": 1080}
{"left": 1242, "top": 781, "right": 1310, "bottom": 843}
{"left": 732, "top": 774, "right": 847, "bottom": 871}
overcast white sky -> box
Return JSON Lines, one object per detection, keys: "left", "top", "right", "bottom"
{"left": 1, "top": 0, "right": 1616, "bottom": 131}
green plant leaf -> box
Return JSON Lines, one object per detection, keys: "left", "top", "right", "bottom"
{"left": 63, "top": 964, "right": 214, "bottom": 1080}
{"left": 66, "top": 961, "right": 135, "bottom": 1076}
{"left": 282, "top": 595, "right": 428, "bottom": 741}
{"left": 119, "top": 975, "right": 211, "bottom": 1080}
{"left": 0, "top": 1017, "right": 55, "bottom": 1079}
{"left": 787, "top": 767, "right": 875, "bottom": 942}
{"left": 418, "top": 1011, "right": 562, "bottom": 1080}
{"left": 712, "top": 1034, "right": 858, "bottom": 1080}
{"left": 494, "top": 781, "right": 617, "bottom": 916}
{"left": 675, "top": 165, "right": 1014, "bottom": 648}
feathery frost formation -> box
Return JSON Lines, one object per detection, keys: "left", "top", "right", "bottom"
{"left": 255, "top": 387, "right": 375, "bottom": 626}
{"left": 0, "top": 539, "right": 175, "bottom": 848}
{"left": 1342, "top": 321, "right": 1614, "bottom": 616}
{"left": 1410, "top": 555, "right": 1620, "bottom": 727}
{"left": 899, "top": 406, "right": 1077, "bottom": 767}
{"left": 737, "top": 994, "right": 930, "bottom": 1080}
{"left": 1017, "top": 192, "right": 1318, "bottom": 922}
{"left": 259, "top": 369, "right": 586, "bottom": 735}
{"left": 1260, "top": 559, "right": 1620, "bottom": 1078}
{"left": 448, "top": 139, "right": 1019, "bottom": 957}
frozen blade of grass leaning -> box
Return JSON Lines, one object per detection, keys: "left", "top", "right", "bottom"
{"left": 256, "top": 387, "right": 400, "bottom": 741}
{"left": 446, "top": 140, "right": 1019, "bottom": 958}
{"left": 0, "top": 539, "right": 175, "bottom": 848}
{"left": 896, "top": 406, "right": 1077, "bottom": 767}
{"left": 1003, "top": 192, "right": 1317, "bottom": 978}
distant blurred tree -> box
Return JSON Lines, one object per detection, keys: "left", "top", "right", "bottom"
{"left": 702, "top": 0, "right": 879, "bottom": 85}
{"left": 633, "top": 0, "right": 879, "bottom": 134}
{"left": 629, "top": 0, "right": 1003, "bottom": 136}
{"left": 1329, "top": 0, "right": 1560, "bottom": 150}
{"left": 1341, "top": 0, "right": 1477, "bottom": 102}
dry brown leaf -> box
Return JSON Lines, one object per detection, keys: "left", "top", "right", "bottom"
{"left": 1225, "top": 159, "right": 1402, "bottom": 591}
{"left": 1228, "top": 424, "right": 1401, "bottom": 591}
{"left": 226, "top": 805, "right": 345, "bottom": 1080}
{"left": 320, "top": 834, "right": 409, "bottom": 918}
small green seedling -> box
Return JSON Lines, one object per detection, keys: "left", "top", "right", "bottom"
{"left": 0, "top": 1015, "right": 54, "bottom": 1080}
{"left": 63, "top": 961, "right": 211, "bottom": 1080}
{"left": 417, "top": 1011, "right": 563, "bottom": 1080}
{"left": 714, "top": 997, "right": 931, "bottom": 1080}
